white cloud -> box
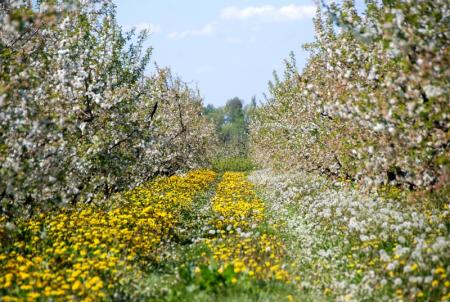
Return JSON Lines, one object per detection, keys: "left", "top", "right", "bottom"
{"left": 168, "top": 23, "right": 215, "bottom": 40}
{"left": 126, "top": 23, "right": 162, "bottom": 34}
{"left": 220, "top": 4, "right": 316, "bottom": 22}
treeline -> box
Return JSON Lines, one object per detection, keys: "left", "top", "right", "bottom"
{"left": 0, "top": 0, "right": 217, "bottom": 217}
{"left": 204, "top": 97, "right": 256, "bottom": 158}
{"left": 250, "top": 0, "right": 449, "bottom": 199}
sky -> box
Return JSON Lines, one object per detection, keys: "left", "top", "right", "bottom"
{"left": 114, "top": 0, "right": 317, "bottom": 107}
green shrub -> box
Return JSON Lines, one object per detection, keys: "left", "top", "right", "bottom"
{"left": 211, "top": 157, "right": 257, "bottom": 173}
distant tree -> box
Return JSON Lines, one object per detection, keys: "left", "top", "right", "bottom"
{"left": 204, "top": 97, "right": 251, "bottom": 157}
{"left": 203, "top": 104, "right": 216, "bottom": 115}
{"left": 244, "top": 96, "right": 258, "bottom": 125}
{"left": 224, "top": 97, "right": 244, "bottom": 123}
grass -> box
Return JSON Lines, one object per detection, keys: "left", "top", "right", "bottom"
{"left": 112, "top": 172, "right": 306, "bottom": 302}
{"left": 211, "top": 156, "right": 257, "bottom": 173}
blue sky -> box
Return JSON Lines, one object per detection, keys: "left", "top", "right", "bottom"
{"left": 115, "top": 0, "right": 317, "bottom": 107}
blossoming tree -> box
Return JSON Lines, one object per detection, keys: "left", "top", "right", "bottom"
{"left": 250, "top": 0, "right": 449, "bottom": 197}
{"left": 0, "top": 0, "right": 217, "bottom": 217}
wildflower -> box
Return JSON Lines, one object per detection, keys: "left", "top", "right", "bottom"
{"left": 0, "top": 170, "right": 217, "bottom": 300}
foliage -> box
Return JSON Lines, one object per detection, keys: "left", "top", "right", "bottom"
{"left": 0, "top": 0, "right": 217, "bottom": 217}
{"left": 250, "top": 0, "right": 449, "bottom": 194}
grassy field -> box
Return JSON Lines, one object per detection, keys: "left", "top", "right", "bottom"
{"left": 0, "top": 170, "right": 302, "bottom": 301}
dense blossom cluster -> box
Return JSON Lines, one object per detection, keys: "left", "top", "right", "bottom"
{"left": 0, "top": 170, "right": 217, "bottom": 301}
{"left": 201, "top": 172, "right": 291, "bottom": 281}
{"left": 250, "top": 0, "right": 449, "bottom": 193}
{"left": 0, "top": 0, "right": 217, "bottom": 217}
{"left": 250, "top": 169, "right": 450, "bottom": 301}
